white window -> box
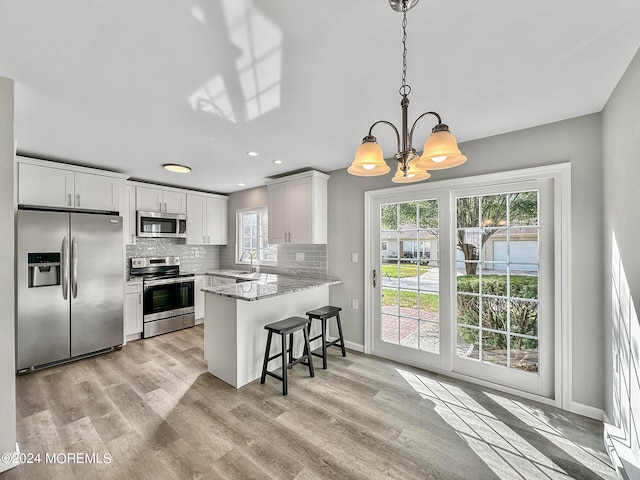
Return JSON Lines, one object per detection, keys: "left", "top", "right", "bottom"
{"left": 236, "top": 206, "right": 277, "bottom": 265}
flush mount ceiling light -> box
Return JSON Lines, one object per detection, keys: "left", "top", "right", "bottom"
{"left": 348, "top": 0, "right": 466, "bottom": 182}
{"left": 247, "top": 151, "right": 259, "bottom": 157}
{"left": 163, "top": 163, "right": 192, "bottom": 173}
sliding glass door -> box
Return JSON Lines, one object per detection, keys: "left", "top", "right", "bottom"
{"left": 368, "top": 177, "right": 555, "bottom": 398}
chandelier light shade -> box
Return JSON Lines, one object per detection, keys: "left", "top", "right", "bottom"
{"left": 347, "top": 136, "right": 391, "bottom": 176}
{"left": 415, "top": 126, "right": 467, "bottom": 170}
{"left": 347, "top": 0, "right": 466, "bottom": 184}
{"left": 392, "top": 159, "right": 431, "bottom": 183}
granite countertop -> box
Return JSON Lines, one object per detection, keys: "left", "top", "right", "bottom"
{"left": 201, "top": 271, "right": 342, "bottom": 301}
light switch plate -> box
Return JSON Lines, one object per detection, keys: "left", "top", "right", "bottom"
{"left": 296, "top": 252, "right": 305, "bottom": 262}
{"left": 351, "top": 252, "right": 358, "bottom": 263}
{"left": 352, "top": 299, "right": 359, "bottom": 310}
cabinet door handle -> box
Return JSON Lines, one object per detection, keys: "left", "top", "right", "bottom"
{"left": 76, "top": 194, "right": 80, "bottom": 207}
{"left": 138, "top": 293, "right": 142, "bottom": 304}
{"left": 207, "top": 236, "right": 210, "bottom": 243}
{"left": 68, "top": 193, "right": 72, "bottom": 206}
{"left": 164, "top": 202, "right": 167, "bottom": 212}
{"left": 131, "top": 234, "right": 134, "bottom": 244}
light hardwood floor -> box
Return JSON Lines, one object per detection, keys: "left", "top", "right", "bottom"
{"left": 2, "top": 325, "right": 615, "bottom": 479}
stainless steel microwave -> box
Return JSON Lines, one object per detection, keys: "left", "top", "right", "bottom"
{"left": 137, "top": 211, "right": 187, "bottom": 238}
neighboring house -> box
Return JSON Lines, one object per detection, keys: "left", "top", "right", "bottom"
{"left": 382, "top": 225, "right": 538, "bottom": 273}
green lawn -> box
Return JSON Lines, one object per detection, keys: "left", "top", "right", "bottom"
{"left": 382, "top": 288, "right": 439, "bottom": 312}
{"left": 381, "top": 264, "right": 429, "bottom": 278}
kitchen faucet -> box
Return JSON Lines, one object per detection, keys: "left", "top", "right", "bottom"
{"left": 240, "top": 250, "right": 259, "bottom": 273}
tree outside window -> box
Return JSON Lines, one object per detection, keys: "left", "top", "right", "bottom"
{"left": 237, "top": 207, "right": 277, "bottom": 264}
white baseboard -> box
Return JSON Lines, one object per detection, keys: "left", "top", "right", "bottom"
{"left": 604, "top": 421, "right": 638, "bottom": 480}
{"left": 570, "top": 401, "right": 604, "bottom": 421}
{"left": 0, "top": 443, "right": 20, "bottom": 474}
{"left": 125, "top": 333, "right": 142, "bottom": 343}
{"left": 326, "top": 336, "right": 364, "bottom": 353}
{"left": 195, "top": 317, "right": 204, "bottom": 326}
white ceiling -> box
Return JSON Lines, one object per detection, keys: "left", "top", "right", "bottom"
{"left": 1, "top": 0, "right": 640, "bottom": 194}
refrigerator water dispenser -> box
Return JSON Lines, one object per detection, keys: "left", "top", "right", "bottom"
{"left": 28, "top": 252, "right": 61, "bottom": 287}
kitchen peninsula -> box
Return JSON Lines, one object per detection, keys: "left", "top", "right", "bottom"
{"left": 202, "top": 272, "right": 341, "bottom": 388}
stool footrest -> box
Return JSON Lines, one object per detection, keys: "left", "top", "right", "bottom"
{"left": 265, "top": 371, "right": 283, "bottom": 381}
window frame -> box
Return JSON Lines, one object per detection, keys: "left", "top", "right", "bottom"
{"left": 235, "top": 206, "right": 277, "bottom": 266}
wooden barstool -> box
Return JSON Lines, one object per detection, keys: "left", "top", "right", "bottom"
{"left": 305, "top": 305, "right": 345, "bottom": 369}
{"left": 260, "top": 316, "right": 314, "bottom": 395}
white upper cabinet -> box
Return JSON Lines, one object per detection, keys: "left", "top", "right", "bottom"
{"left": 267, "top": 170, "right": 329, "bottom": 244}
{"left": 206, "top": 196, "right": 228, "bottom": 245}
{"left": 186, "top": 194, "right": 205, "bottom": 243}
{"left": 186, "top": 194, "right": 228, "bottom": 245}
{"left": 74, "top": 172, "right": 120, "bottom": 212}
{"left": 136, "top": 186, "right": 186, "bottom": 214}
{"left": 123, "top": 184, "right": 137, "bottom": 245}
{"left": 17, "top": 158, "right": 122, "bottom": 212}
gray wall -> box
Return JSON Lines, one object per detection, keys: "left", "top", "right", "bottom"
{"left": 327, "top": 112, "right": 604, "bottom": 409}
{"left": 603, "top": 47, "right": 640, "bottom": 455}
{"left": 0, "top": 76, "right": 16, "bottom": 471}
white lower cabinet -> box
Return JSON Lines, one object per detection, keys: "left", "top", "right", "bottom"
{"left": 195, "top": 275, "right": 208, "bottom": 323}
{"left": 125, "top": 282, "right": 143, "bottom": 338}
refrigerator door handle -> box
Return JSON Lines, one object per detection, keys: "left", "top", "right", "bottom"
{"left": 71, "top": 236, "right": 78, "bottom": 299}
{"left": 61, "top": 236, "right": 69, "bottom": 300}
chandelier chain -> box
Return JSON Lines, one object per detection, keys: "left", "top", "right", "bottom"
{"left": 400, "top": 0, "right": 411, "bottom": 97}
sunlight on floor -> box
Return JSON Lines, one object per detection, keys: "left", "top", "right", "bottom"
{"left": 485, "top": 392, "right": 616, "bottom": 479}
{"left": 397, "top": 369, "right": 616, "bottom": 479}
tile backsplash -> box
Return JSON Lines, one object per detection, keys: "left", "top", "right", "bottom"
{"left": 220, "top": 243, "right": 327, "bottom": 277}
{"left": 128, "top": 239, "right": 327, "bottom": 278}
{"left": 126, "top": 238, "right": 220, "bottom": 275}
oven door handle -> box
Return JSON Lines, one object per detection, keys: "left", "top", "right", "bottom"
{"left": 144, "top": 276, "right": 195, "bottom": 287}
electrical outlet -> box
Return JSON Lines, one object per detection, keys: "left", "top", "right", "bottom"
{"left": 351, "top": 299, "right": 359, "bottom": 310}
{"left": 296, "top": 252, "right": 305, "bottom": 261}
{"left": 351, "top": 252, "right": 358, "bottom": 263}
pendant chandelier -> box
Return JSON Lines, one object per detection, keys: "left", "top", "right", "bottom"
{"left": 348, "top": 0, "right": 466, "bottom": 183}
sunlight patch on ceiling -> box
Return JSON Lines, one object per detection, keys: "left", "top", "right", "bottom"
{"left": 190, "top": 6, "right": 206, "bottom": 24}
{"left": 188, "top": 74, "right": 236, "bottom": 123}
{"left": 188, "top": 0, "right": 282, "bottom": 123}
{"left": 224, "top": 0, "right": 283, "bottom": 121}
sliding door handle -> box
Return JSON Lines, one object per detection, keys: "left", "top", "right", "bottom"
{"left": 372, "top": 269, "right": 377, "bottom": 288}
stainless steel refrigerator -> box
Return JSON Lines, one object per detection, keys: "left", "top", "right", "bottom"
{"left": 17, "top": 209, "right": 124, "bottom": 371}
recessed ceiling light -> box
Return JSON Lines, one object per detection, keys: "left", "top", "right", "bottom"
{"left": 238, "top": 183, "right": 246, "bottom": 187}
{"left": 273, "top": 160, "right": 283, "bottom": 165}
{"left": 247, "top": 151, "right": 259, "bottom": 157}
{"left": 163, "top": 164, "right": 192, "bottom": 173}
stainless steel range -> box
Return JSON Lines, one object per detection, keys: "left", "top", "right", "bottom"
{"left": 130, "top": 256, "right": 195, "bottom": 338}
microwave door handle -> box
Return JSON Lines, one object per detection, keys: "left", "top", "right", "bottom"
{"left": 61, "top": 237, "right": 69, "bottom": 300}
{"left": 71, "top": 237, "right": 78, "bottom": 299}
